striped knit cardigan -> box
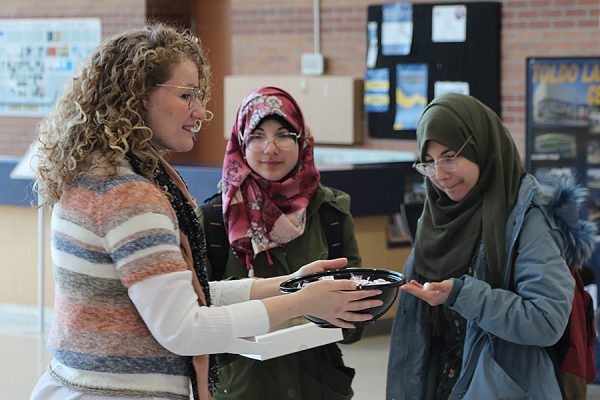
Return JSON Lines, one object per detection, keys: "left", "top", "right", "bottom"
{"left": 46, "top": 166, "right": 194, "bottom": 399}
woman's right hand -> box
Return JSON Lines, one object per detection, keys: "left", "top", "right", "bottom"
{"left": 293, "top": 279, "right": 383, "bottom": 329}
{"left": 400, "top": 279, "right": 453, "bottom": 306}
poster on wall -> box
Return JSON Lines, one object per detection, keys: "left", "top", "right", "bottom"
{"left": 381, "top": 2, "right": 413, "bottom": 56}
{"left": 0, "top": 18, "right": 101, "bottom": 117}
{"left": 431, "top": 4, "right": 467, "bottom": 43}
{"left": 525, "top": 57, "right": 600, "bottom": 224}
{"left": 393, "top": 63, "right": 427, "bottom": 131}
{"left": 364, "top": 68, "right": 390, "bottom": 113}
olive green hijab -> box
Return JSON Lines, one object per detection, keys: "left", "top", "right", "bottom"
{"left": 414, "top": 93, "right": 526, "bottom": 281}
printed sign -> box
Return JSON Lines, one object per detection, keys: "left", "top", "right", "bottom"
{"left": 393, "top": 63, "right": 428, "bottom": 131}
{"left": 0, "top": 18, "right": 101, "bottom": 117}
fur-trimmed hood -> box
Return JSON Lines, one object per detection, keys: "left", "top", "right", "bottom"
{"left": 547, "top": 178, "right": 597, "bottom": 270}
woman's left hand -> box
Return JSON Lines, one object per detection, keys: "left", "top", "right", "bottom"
{"left": 293, "top": 258, "right": 348, "bottom": 278}
{"left": 401, "top": 279, "right": 454, "bottom": 306}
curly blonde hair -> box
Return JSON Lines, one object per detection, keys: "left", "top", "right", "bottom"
{"left": 36, "top": 22, "right": 211, "bottom": 205}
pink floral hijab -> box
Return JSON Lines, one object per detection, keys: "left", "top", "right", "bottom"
{"left": 221, "top": 86, "right": 320, "bottom": 275}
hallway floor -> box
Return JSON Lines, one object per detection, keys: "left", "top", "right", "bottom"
{"left": 2, "top": 309, "right": 600, "bottom": 399}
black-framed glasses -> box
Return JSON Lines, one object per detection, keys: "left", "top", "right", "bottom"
{"left": 155, "top": 84, "right": 204, "bottom": 109}
{"left": 413, "top": 134, "right": 473, "bottom": 176}
{"left": 244, "top": 133, "right": 298, "bottom": 152}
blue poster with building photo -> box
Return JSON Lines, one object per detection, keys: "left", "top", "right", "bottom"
{"left": 526, "top": 58, "right": 600, "bottom": 189}
{"left": 393, "top": 63, "right": 428, "bottom": 131}
{"left": 364, "top": 68, "right": 390, "bottom": 113}
{"left": 526, "top": 57, "right": 600, "bottom": 238}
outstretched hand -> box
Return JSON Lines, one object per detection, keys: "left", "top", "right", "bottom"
{"left": 294, "top": 257, "right": 348, "bottom": 278}
{"left": 296, "top": 279, "right": 383, "bottom": 329}
{"left": 400, "top": 279, "right": 453, "bottom": 306}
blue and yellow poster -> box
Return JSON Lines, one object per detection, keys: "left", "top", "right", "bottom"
{"left": 364, "top": 68, "right": 390, "bottom": 113}
{"left": 393, "top": 63, "right": 428, "bottom": 131}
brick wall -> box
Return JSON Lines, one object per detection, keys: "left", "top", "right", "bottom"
{"left": 147, "top": 0, "right": 192, "bottom": 28}
{"left": 230, "top": 0, "right": 600, "bottom": 157}
{"left": 1, "top": 0, "right": 599, "bottom": 160}
{"left": 0, "top": 0, "right": 146, "bottom": 158}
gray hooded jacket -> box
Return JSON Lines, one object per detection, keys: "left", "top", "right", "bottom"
{"left": 386, "top": 174, "right": 580, "bottom": 400}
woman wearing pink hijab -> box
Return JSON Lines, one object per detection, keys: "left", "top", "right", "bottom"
{"left": 198, "top": 86, "right": 363, "bottom": 400}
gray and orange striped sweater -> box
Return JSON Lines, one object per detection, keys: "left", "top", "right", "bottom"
{"left": 45, "top": 164, "right": 269, "bottom": 399}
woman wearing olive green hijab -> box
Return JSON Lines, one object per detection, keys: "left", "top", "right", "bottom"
{"left": 386, "top": 93, "right": 575, "bottom": 399}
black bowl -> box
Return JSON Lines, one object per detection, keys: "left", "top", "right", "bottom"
{"left": 280, "top": 268, "right": 406, "bottom": 328}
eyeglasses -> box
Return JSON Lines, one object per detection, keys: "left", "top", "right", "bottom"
{"left": 244, "top": 133, "right": 298, "bottom": 152}
{"left": 155, "top": 84, "right": 204, "bottom": 109}
{"left": 413, "top": 134, "right": 473, "bottom": 176}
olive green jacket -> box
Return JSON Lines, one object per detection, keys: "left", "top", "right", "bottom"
{"left": 196, "top": 184, "right": 362, "bottom": 400}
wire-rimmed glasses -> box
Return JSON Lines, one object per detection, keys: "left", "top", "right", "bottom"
{"left": 413, "top": 135, "right": 473, "bottom": 176}
{"left": 244, "top": 133, "right": 298, "bottom": 152}
{"left": 155, "top": 84, "right": 204, "bottom": 109}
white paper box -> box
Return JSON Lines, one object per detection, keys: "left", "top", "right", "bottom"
{"left": 239, "top": 322, "right": 343, "bottom": 361}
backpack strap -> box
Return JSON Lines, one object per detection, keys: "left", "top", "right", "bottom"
{"left": 319, "top": 203, "right": 344, "bottom": 260}
{"left": 199, "top": 193, "right": 229, "bottom": 281}
{"left": 319, "top": 202, "right": 363, "bottom": 343}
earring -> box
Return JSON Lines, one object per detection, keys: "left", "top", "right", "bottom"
{"left": 191, "top": 110, "right": 214, "bottom": 133}
{"left": 191, "top": 119, "right": 202, "bottom": 133}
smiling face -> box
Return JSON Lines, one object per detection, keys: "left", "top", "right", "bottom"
{"left": 424, "top": 140, "right": 480, "bottom": 202}
{"left": 245, "top": 118, "right": 299, "bottom": 181}
{"left": 144, "top": 59, "right": 207, "bottom": 152}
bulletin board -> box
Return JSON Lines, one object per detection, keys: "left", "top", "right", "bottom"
{"left": 0, "top": 18, "right": 101, "bottom": 117}
{"left": 365, "top": 2, "right": 501, "bottom": 140}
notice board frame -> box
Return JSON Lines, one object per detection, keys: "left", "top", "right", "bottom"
{"left": 366, "top": 2, "right": 501, "bottom": 140}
